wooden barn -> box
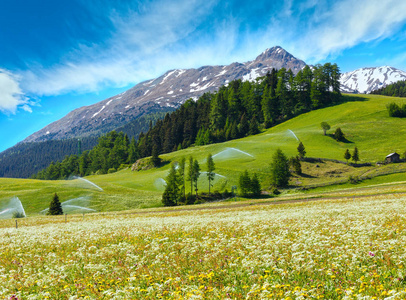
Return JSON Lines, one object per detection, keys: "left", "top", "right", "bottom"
{"left": 386, "top": 152, "right": 400, "bottom": 163}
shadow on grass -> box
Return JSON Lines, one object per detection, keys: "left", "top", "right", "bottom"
{"left": 300, "top": 173, "right": 317, "bottom": 178}
{"left": 326, "top": 133, "right": 354, "bottom": 144}
{"left": 340, "top": 94, "right": 367, "bottom": 103}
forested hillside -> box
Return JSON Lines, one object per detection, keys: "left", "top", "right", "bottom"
{"left": 0, "top": 138, "right": 98, "bottom": 178}
{"left": 32, "top": 63, "right": 341, "bottom": 180}
{"left": 0, "top": 111, "right": 171, "bottom": 178}
{"left": 371, "top": 80, "right": 406, "bottom": 97}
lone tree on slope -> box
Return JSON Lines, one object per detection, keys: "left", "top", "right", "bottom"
{"left": 47, "top": 193, "right": 63, "bottom": 215}
{"left": 321, "top": 122, "right": 331, "bottom": 136}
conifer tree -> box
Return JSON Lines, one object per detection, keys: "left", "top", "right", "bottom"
{"left": 151, "top": 145, "right": 161, "bottom": 167}
{"left": 47, "top": 193, "right": 63, "bottom": 215}
{"left": 239, "top": 170, "right": 251, "bottom": 197}
{"left": 192, "top": 160, "right": 201, "bottom": 198}
{"left": 162, "top": 163, "right": 180, "bottom": 206}
{"left": 344, "top": 149, "right": 351, "bottom": 163}
{"left": 238, "top": 113, "right": 249, "bottom": 137}
{"left": 289, "top": 156, "right": 302, "bottom": 175}
{"left": 178, "top": 157, "right": 186, "bottom": 200}
{"left": 334, "top": 127, "right": 345, "bottom": 142}
{"left": 297, "top": 142, "right": 306, "bottom": 159}
{"left": 250, "top": 173, "right": 262, "bottom": 197}
{"left": 270, "top": 149, "right": 291, "bottom": 188}
{"left": 187, "top": 157, "right": 194, "bottom": 196}
{"left": 352, "top": 147, "right": 359, "bottom": 163}
{"left": 248, "top": 116, "right": 260, "bottom": 135}
{"left": 206, "top": 154, "right": 215, "bottom": 195}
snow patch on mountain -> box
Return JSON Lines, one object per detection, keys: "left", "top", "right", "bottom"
{"left": 23, "top": 46, "right": 307, "bottom": 142}
{"left": 340, "top": 66, "right": 406, "bottom": 94}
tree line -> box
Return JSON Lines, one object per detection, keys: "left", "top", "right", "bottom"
{"left": 371, "top": 80, "right": 406, "bottom": 97}
{"left": 33, "top": 131, "right": 138, "bottom": 179}
{"left": 33, "top": 63, "right": 342, "bottom": 180}
{"left": 137, "top": 63, "right": 341, "bottom": 158}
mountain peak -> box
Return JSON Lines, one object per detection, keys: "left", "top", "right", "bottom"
{"left": 340, "top": 66, "right": 406, "bottom": 93}
{"left": 249, "top": 46, "right": 305, "bottom": 74}
{"left": 256, "top": 46, "right": 293, "bottom": 61}
{"left": 23, "top": 46, "right": 307, "bottom": 143}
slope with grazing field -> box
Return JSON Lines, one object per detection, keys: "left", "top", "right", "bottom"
{"left": 1, "top": 93, "right": 406, "bottom": 215}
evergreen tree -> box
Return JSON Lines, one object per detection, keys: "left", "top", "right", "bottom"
{"left": 250, "top": 173, "right": 262, "bottom": 196}
{"left": 162, "top": 164, "right": 180, "bottom": 206}
{"left": 289, "top": 156, "right": 302, "bottom": 175}
{"left": 297, "top": 142, "right": 306, "bottom": 158}
{"left": 150, "top": 145, "right": 161, "bottom": 167}
{"left": 187, "top": 157, "right": 194, "bottom": 196}
{"left": 334, "top": 127, "right": 345, "bottom": 142}
{"left": 344, "top": 149, "right": 351, "bottom": 163}
{"left": 178, "top": 157, "right": 186, "bottom": 200}
{"left": 128, "top": 137, "right": 139, "bottom": 164}
{"left": 238, "top": 113, "right": 249, "bottom": 137}
{"left": 239, "top": 170, "right": 251, "bottom": 197}
{"left": 248, "top": 115, "right": 260, "bottom": 135}
{"left": 47, "top": 193, "right": 63, "bottom": 215}
{"left": 206, "top": 154, "right": 215, "bottom": 195}
{"left": 270, "top": 149, "right": 291, "bottom": 188}
{"left": 192, "top": 160, "right": 201, "bottom": 198}
{"left": 352, "top": 147, "right": 359, "bottom": 163}
{"left": 261, "top": 85, "right": 272, "bottom": 127}
{"left": 321, "top": 122, "right": 330, "bottom": 136}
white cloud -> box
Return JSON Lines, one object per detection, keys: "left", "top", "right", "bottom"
{"left": 0, "top": 70, "right": 30, "bottom": 114}
{"left": 20, "top": 0, "right": 221, "bottom": 97}
{"left": 291, "top": 0, "right": 406, "bottom": 62}
{"left": 13, "top": 0, "right": 406, "bottom": 101}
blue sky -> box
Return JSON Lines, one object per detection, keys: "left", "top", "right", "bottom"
{"left": 1, "top": 0, "right": 406, "bottom": 152}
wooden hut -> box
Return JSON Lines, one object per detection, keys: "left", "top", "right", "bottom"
{"left": 385, "top": 152, "right": 400, "bottom": 163}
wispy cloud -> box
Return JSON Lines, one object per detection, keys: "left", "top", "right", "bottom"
{"left": 10, "top": 0, "right": 406, "bottom": 104}
{"left": 0, "top": 69, "right": 32, "bottom": 114}
{"left": 20, "top": 0, "right": 221, "bottom": 96}
{"left": 290, "top": 0, "right": 406, "bottom": 62}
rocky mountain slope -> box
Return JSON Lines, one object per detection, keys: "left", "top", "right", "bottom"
{"left": 340, "top": 66, "right": 406, "bottom": 93}
{"left": 23, "top": 46, "right": 306, "bottom": 143}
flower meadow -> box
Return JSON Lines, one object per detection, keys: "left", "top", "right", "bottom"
{"left": 1, "top": 195, "right": 406, "bottom": 299}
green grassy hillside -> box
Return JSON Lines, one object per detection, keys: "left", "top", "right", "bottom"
{"left": 2, "top": 93, "right": 406, "bottom": 216}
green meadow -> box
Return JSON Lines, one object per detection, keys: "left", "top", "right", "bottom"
{"left": 2, "top": 93, "right": 406, "bottom": 216}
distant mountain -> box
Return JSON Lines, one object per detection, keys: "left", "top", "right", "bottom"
{"left": 340, "top": 66, "right": 406, "bottom": 94}
{"left": 23, "top": 46, "right": 306, "bottom": 143}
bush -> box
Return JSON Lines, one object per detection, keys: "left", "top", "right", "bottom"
{"left": 12, "top": 211, "right": 25, "bottom": 218}
{"left": 270, "top": 186, "right": 280, "bottom": 195}
{"left": 348, "top": 175, "right": 361, "bottom": 184}
{"left": 108, "top": 168, "right": 116, "bottom": 174}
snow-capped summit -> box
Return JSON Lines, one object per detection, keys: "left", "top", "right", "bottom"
{"left": 23, "top": 47, "right": 306, "bottom": 142}
{"left": 340, "top": 66, "right": 406, "bottom": 94}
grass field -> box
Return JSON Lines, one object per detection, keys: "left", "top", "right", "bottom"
{"left": 1, "top": 193, "right": 406, "bottom": 299}
{"left": 2, "top": 93, "right": 406, "bottom": 215}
